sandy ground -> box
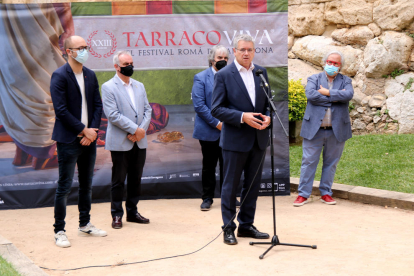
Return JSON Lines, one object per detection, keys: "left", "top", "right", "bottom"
{"left": 1, "top": 195, "right": 413, "bottom": 276}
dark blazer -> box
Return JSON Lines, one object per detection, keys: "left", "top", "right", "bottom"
{"left": 211, "top": 62, "right": 269, "bottom": 152}
{"left": 300, "top": 72, "right": 354, "bottom": 143}
{"left": 192, "top": 67, "right": 221, "bottom": 141}
{"left": 50, "top": 63, "right": 102, "bottom": 143}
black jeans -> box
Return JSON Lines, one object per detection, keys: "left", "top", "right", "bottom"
{"left": 199, "top": 139, "right": 223, "bottom": 200}
{"left": 54, "top": 139, "right": 97, "bottom": 233}
{"left": 110, "top": 143, "right": 146, "bottom": 218}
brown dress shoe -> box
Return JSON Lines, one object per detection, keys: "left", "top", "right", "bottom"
{"left": 126, "top": 213, "right": 150, "bottom": 224}
{"left": 112, "top": 216, "right": 122, "bottom": 229}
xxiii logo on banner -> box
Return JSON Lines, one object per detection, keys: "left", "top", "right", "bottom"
{"left": 87, "top": 30, "right": 117, "bottom": 58}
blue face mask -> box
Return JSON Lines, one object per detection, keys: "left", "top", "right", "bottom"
{"left": 324, "top": 64, "right": 339, "bottom": 76}
{"left": 71, "top": 49, "right": 89, "bottom": 64}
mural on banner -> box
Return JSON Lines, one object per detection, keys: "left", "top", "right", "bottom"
{"left": 76, "top": 14, "right": 284, "bottom": 70}
{"left": 0, "top": 1, "right": 289, "bottom": 209}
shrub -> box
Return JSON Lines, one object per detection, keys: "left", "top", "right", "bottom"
{"left": 288, "top": 79, "right": 307, "bottom": 121}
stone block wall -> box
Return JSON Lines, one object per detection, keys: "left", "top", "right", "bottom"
{"left": 288, "top": 0, "right": 414, "bottom": 135}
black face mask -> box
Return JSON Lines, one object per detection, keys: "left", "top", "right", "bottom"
{"left": 119, "top": 65, "right": 134, "bottom": 77}
{"left": 215, "top": 60, "right": 227, "bottom": 71}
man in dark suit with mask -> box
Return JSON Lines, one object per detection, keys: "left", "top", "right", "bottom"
{"left": 192, "top": 45, "right": 229, "bottom": 211}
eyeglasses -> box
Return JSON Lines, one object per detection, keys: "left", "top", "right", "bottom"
{"left": 69, "top": 46, "right": 90, "bottom": 53}
{"left": 326, "top": 60, "right": 341, "bottom": 67}
{"left": 236, "top": 48, "right": 254, "bottom": 53}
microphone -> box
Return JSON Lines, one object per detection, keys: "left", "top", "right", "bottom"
{"left": 255, "top": 69, "right": 269, "bottom": 88}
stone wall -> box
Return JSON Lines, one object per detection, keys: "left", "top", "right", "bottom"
{"left": 288, "top": 0, "right": 414, "bottom": 135}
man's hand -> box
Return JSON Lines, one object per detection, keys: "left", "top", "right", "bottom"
{"left": 260, "top": 114, "right": 271, "bottom": 130}
{"left": 134, "top": 128, "right": 146, "bottom": 141}
{"left": 216, "top": 122, "right": 222, "bottom": 131}
{"left": 318, "top": 85, "right": 330, "bottom": 96}
{"left": 127, "top": 134, "right": 138, "bottom": 142}
{"left": 80, "top": 137, "right": 92, "bottom": 146}
{"left": 82, "top": 128, "right": 98, "bottom": 141}
{"left": 243, "top": 113, "right": 269, "bottom": 130}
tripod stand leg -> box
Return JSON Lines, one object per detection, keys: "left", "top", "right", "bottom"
{"left": 259, "top": 245, "right": 275, "bottom": 259}
{"left": 249, "top": 241, "right": 272, "bottom": 245}
{"left": 279, "top": 243, "right": 317, "bottom": 249}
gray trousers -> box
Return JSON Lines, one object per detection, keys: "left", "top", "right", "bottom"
{"left": 298, "top": 128, "right": 346, "bottom": 198}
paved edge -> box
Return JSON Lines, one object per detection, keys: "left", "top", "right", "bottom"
{"left": 290, "top": 177, "right": 414, "bottom": 211}
{"left": 1, "top": 181, "right": 413, "bottom": 276}
{"left": 0, "top": 235, "right": 49, "bottom": 276}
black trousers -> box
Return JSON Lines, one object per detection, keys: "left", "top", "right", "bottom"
{"left": 221, "top": 140, "right": 266, "bottom": 230}
{"left": 110, "top": 143, "right": 146, "bottom": 218}
{"left": 199, "top": 139, "right": 223, "bottom": 200}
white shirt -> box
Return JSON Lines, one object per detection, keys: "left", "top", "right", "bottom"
{"left": 116, "top": 74, "right": 136, "bottom": 110}
{"left": 234, "top": 59, "right": 255, "bottom": 107}
{"left": 74, "top": 72, "right": 88, "bottom": 128}
{"left": 234, "top": 59, "right": 255, "bottom": 123}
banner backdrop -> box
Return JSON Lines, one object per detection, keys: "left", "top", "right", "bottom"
{"left": 0, "top": 1, "right": 289, "bottom": 209}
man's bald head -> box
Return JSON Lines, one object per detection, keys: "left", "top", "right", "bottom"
{"left": 64, "top": 36, "right": 86, "bottom": 53}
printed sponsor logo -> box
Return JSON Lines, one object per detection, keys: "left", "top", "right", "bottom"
{"left": 260, "top": 183, "right": 266, "bottom": 189}
{"left": 142, "top": 176, "right": 164, "bottom": 180}
{"left": 179, "top": 174, "right": 190, "bottom": 178}
{"left": 0, "top": 197, "right": 4, "bottom": 204}
{"left": 192, "top": 173, "right": 200, "bottom": 177}
{"left": 169, "top": 174, "right": 177, "bottom": 179}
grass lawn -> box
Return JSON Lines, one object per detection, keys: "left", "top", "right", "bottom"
{"left": 0, "top": 256, "right": 20, "bottom": 276}
{"left": 289, "top": 134, "right": 414, "bottom": 194}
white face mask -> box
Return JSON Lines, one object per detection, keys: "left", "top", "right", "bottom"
{"left": 71, "top": 48, "right": 89, "bottom": 64}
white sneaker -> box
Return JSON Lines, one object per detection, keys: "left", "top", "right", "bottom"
{"left": 55, "top": 231, "right": 71, "bottom": 248}
{"left": 78, "top": 222, "right": 107, "bottom": 237}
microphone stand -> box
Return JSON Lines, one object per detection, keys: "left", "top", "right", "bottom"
{"left": 249, "top": 79, "right": 317, "bottom": 259}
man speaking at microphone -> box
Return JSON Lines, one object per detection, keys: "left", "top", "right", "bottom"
{"left": 211, "top": 34, "right": 271, "bottom": 245}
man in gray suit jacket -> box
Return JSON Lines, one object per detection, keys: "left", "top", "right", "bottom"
{"left": 294, "top": 51, "right": 354, "bottom": 207}
{"left": 102, "top": 51, "right": 152, "bottom": 228}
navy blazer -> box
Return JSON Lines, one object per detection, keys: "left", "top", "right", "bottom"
{"left": 300, "top": 72, "right": 354, "bottom": 142}
{"left": 192, "top": 67, "right": 221, "bottom": 141}
{"left": 211, "top": 62, "right": 270, "bottom": 152}
{"left": 50, "top": 63, "right": 103, "bottom": 143}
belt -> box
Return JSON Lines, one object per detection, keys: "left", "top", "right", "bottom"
{"left": 320, "top": 126, "right": 332, "bottom": 130}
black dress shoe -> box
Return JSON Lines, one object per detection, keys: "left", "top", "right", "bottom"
{"left": 126, "top": 213, "right": 150, "bottom": 224}
{"left": 112, "top": 216, "right": 122, "bottom": 229}
{"left": 237, "top": 225, "right": 269, "bottom": 239}
{"left": 223, "top": 228, "right": 238, "bottom": 245}
{"left": 200, "top": 198, "right": 213, "bottom": 211}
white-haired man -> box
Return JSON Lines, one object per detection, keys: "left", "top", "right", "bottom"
{"left": 102, "top": 51, "right": 152, "bottom": 229}
{"left": 293, "top": 51, "right": 354, "bottom": 207}
{"left": 192, "top": 45, "right": 230, "bottom": 211}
